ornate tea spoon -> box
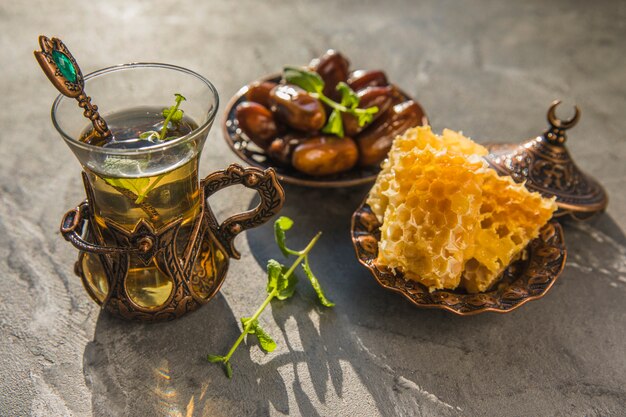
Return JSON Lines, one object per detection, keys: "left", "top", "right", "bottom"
{"left": 34, "top": 35, "right": 112, "bottom": 140}
{"left": 33, "top": 36, "right": 164, "bottom": 220}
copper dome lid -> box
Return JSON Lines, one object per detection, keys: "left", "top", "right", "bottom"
{"left": 485, "top": 100, "right": 608, "bottom": 220}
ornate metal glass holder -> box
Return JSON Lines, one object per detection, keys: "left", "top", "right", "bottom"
{"left": 61, "top": 164, "right": 284, "bottom": 322}
{"left": 485, "top": 100, "right": 608, "bottom": 220}
{"left": 34, "top": 36, "right": 287, "bottom": 322}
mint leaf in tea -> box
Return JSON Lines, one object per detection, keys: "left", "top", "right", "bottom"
{"left": 79, "top": 94, "right": 198, "bottom": 214}
{"left": 81, "top": 104, "right": 194, "bottom": 149}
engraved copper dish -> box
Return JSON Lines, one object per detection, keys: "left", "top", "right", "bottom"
{"left": 351, "top": 201, "right": 567, "bottom": 315}
{"left": 222, "top": 74, "right": 428, "bottom": 188}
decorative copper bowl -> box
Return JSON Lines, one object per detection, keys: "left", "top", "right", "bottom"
{"left": 351, "top": 201, "right": 567, "bottom": 315}
{"left": 222, "top": 74, "right": 428, "bottom": 188}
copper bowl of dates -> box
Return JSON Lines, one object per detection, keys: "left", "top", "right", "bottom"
{"left": 222, "top": 50, "right": 429, "bottom": 187}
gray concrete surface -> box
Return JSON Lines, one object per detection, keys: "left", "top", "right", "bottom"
{"left": 1, "top": 0, "right": 625, "bottom": 416}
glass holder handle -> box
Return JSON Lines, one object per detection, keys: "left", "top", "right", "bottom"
{"left": 60, "top": 202, "right": 148, "bottom": 255}
{"left": 201, "top": 164, "right": 285, "bottom": 260}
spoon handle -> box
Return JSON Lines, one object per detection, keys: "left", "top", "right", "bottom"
{"left": 34, "top": 35, "right": 112, "bottom": 139}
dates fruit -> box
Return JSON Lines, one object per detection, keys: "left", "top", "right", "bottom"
{"left": 311, "top": 50, "right": 350, "bottom": 101}
{"left": 235, "top": 101, "right": 278, "bottom": 149}
{"left": 342, "top": 86, "right": 394, "bottom": 136}
{"left": 292, "top": 135, "right": 358, "bottom": 176}
{"left": 347, "top": 70, "right": 388, "bottom": 91}
{"left": 267, "top": 135, "right": 303, "bottom": 166}
{"left": 269, "top": 84, "right": 326, "bottom": 132}
{"left": 245, "top": 81, "right": 277, "bottom": 108}
{"left": 357, "top": 100, "right": 424, "bottom": 167}
{"left": 228, "top": 50, "right": 429, "bottom": 179}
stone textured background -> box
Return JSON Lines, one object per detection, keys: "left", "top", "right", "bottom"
{"left": 1, "top": 0, "right": 625, "bottom": 416}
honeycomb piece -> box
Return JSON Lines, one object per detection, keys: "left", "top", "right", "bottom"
{"left": 461, "top": 171, "right": 557, "bottom": 292}
{"left": 368, "top": 126, "right": 487, "bottom": 222}
{"left": 377, "top": 148, "right": 485, "bottom": 290}
{"left": 367, "top": 126, "right": 557, "bottom": 293}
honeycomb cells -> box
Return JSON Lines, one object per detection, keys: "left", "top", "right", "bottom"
{"left": 368, "top": 126, "right": 557, "bottom": 293}
{"left": 377, "top": 148, "right": 484, "bottom": 290}
{"left": 461, "top": 172, "right": 557, "bottom": 292}
{"left": 368, "top": 127, "right": 487, "bottom": 220}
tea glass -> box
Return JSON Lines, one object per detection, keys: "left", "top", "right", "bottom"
{"left": 53, "top": 63, "right": 284, "bottom": 321}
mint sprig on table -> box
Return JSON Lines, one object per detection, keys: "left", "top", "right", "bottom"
{"left": 104, "top": 93, "right": 186, "bottom": 204}
{"left": 207, "top": 216, "right": 334, "bottom": 379}
{"left": 283, "top": 67, "right": 379, "bottom": 138}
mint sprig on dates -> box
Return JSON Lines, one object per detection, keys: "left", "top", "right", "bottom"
{"left": 284, "top": 67, "right": 378, "bottom": 137}
{"left": 207, "top": 216, "right": 334, "bottom": 379}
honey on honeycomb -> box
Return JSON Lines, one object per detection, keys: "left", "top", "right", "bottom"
{"left": 461, "top": 171, "right": 556, "bottom": 292}
{"left": 367, "top": 126, "right": 557, "bottom": 293}
{"left": 368, "top": 127, "right": 487, "bottom": 221}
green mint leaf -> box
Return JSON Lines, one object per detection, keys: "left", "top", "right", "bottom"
{"left": 322, "top": 109, "right": 344, "bottom": 137}
{"left": 336, "top": 82, "right": 359, "bottom": 108}
{"left": 276, "top": 216, "right": 294, "bottom": 231}
{"left": 240, "top": 317, "right": 276, "bottom": 352}
{"left": 172, "top": 110, "right": 184, "bottom": 122}
{"left": 104, "top": 177, "right": 150, "bottom": 198}
{"left": 162, "top": 108, "right": 184, "bottom": 123}
{"left": 302, "top": 259, "right": 335, "bottom": 307}
{"left": 139, "top": 130, "right": 159, "bottom": 140}
{"left": 355, "top": 105, "right": 379, "bottom": 127}
{"left": 283, "top": 66, "right": 324, "bottom": 93}
{"left": 268, "top": 260, "right": 296, "bottom": 300}
{"left": 132, "top": 178, "right": 151, "bottom": 195}
{"left": 103, "top": 177, "right": 124, "bottom": 189}
{"left": 356, "top": 112, "right": 373, "bottom": 127}
{"left": 276, "top": 271, "right": 297, "bottom": 301}
{"left": 207, "top": 354, "right": 225, "bottom": 363}
{"left": 241, "top": 316, "right": 255, "bottom": 343}
{"left": 134, "top": 174, "right": 166, "bottom": 204}
{"left": 224, "top": 361, "right": 233, "bottom": 379}
{"left": 253, "top": 323, "right": 277, "bottom": 353}
{"left": 206, "top": 218, "right": 331, "bottom": 380}
{"left": 266, "top": 259, "right": 283, "bottom": 294}
{"left": 159, "top": 93, "right": 186, "bottom": 140}
{"left": 274, "top": 216, "right": 298, "bottom": 256}
{"left": 240, "top": 317, "right": 255, "bottom": 334}
{"left": 102, "top": 156, "right": 147, "bottom": 175}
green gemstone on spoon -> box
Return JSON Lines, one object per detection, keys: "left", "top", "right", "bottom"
{"left": 51, "top": 50, "right": 77, "bottom": 83}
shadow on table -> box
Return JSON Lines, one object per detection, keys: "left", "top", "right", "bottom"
{"left": 81, "top": 185, "right": 375, "bottom": 417}
{"left": 244, "top": 186, "right": 626, "bottom": 415}
{"left": 83, "top": 183, "right": 626, "bottom": 416}
{"left": 243, "top": 184, "right": 474, "bottom": 416}
{"left": 80, "top": 184, "right": 433, "bottom": 417}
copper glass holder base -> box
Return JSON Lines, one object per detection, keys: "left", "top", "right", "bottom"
{"left": 60, "top": 164, "right": 284, "bottom": 322}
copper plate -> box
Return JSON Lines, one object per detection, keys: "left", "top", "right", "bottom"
{"left": 222, "top": 73, "right": 428, "bottom": 188}
{"left": 351, "top": 200, "right": 567, "bottom": 315}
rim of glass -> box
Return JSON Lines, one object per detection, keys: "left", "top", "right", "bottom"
{"left": 51, "top": 62, "right": 219, "bottom": 155}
